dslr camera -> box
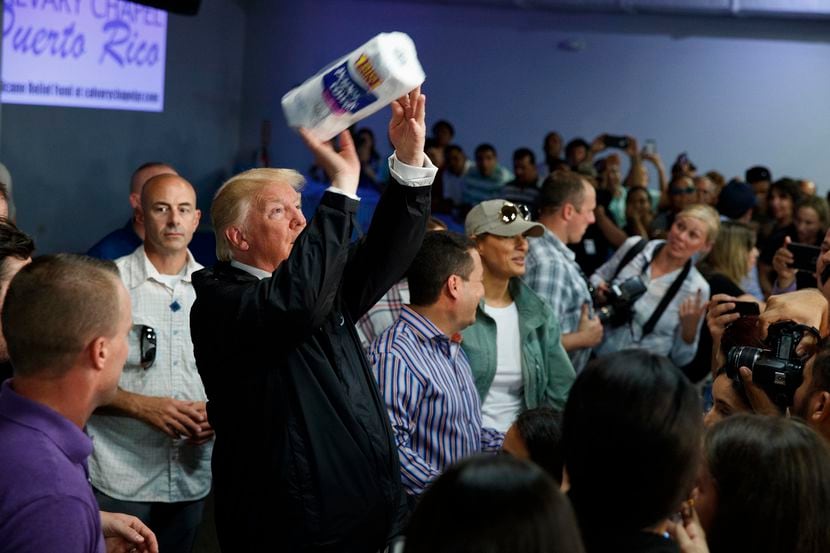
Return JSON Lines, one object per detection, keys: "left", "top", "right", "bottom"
{"left": 725, "top": 321, "right": 819, "bottom": 408}
{"left": 595, "top": 276, "right": 648, "bottom": 327}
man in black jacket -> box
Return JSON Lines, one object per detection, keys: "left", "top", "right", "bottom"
{"left": 190, "top": 87, "right": 434, "bottom": 552}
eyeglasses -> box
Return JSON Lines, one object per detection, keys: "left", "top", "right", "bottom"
{"left": 670, "top": 187, "right": 696, "bottom": 196}
{"left": 137, "top": 325, "right": 157, "bottom": 370}
{"left": 499, "top": 202, "right": 531, "bottom": 224}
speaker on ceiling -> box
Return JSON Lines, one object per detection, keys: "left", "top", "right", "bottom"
{"left": 131, "top": 0, "right": 201, "bottom": 16}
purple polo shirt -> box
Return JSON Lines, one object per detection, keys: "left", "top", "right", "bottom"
{"left": 0, "top": 381, "right": 104, "bottom": 552}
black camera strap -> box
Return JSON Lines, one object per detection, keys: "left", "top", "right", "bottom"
{"left": 611, "top": 238, "right": 647, "bottom": 282}
{"left": 639, "top": 243, "right": 693, "bottom": 338}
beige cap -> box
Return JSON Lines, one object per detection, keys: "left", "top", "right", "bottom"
{"left": 465, "top": 199, "right": 544, "bottom": 238}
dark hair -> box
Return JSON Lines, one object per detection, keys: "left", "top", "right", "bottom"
{"left": 796, "top": 195, "right": 830, "bottom": 230}
{"left": 432, "top": 120, "right": 454, "bottom": 138}
{"left": 768, "top": 177, "right": 802, "bottom": 205}
{"left": 538, "top": 170, "right": 588, "bottom": 215}
{"left": 445, "top": 144, "right": 463, "bottom": 157}
{"left": 4, "top": 254, "right": 122, "bottom": 377}
{"left": 0, "top": 220, "right": 34, "bottom": 283}
{"left": 625, "top": 185, "right": 650, "bottom": 205}
{"left": 475, "top": 143, "right": 497, "bottom": 157}
{"left": 705, "top": 415, "right": 830, "bottom": 553}
{"left": 405, "top": 455, "right": 586, "bottom": 553}
{"left": 565, "top": 138, "right": 589, "bottom": 160}
{"left": 512, "top": 407, "right": 564, "bottom": 484}
{"left": 563, "top": 350, "right": 702, "bottom": 535}
{"left": 408, "top": 231, "right": 475, "bottom": 306}
{"left": 513, "top": 147, "right": 536, "bottom": 165}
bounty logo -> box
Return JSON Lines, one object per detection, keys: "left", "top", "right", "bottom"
{"left": 322, "top": 60, "right": 378, "bottom": 115}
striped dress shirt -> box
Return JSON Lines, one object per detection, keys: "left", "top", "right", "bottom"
{"left": 371, "top": 306, "right": 504, "bottom": 497}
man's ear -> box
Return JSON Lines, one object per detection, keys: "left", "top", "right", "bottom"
{"left": 129, "top": 192, "right": 141, "bottom": 210}
{"left": 193, "top": 209, "right": 202, "bottom": 230}
{"left": 809, "top": 391, "right": 830, "bottom": 424}
{"left": 135, "top": 206, "right": 145, "bottom": 226}
{"left": 562, "top": 203, "right": 575, "bottom": 221}
{"left": 225, "top": 226, "right": 249, "bottom": 251}
{"left": 446, "top": 274, "right": 462, "bottom": 300}
{"left": 87, "top": 336, "right": 108, "bottom": 373}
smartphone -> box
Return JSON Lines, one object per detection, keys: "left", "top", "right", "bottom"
{"left": 603, "top": 134, "right": 629, "bottom": 149}
{"left": 787, "top": 242, "right": 820, "bottom": 272}
{"left": 644, "top": 139, "right": 657, "bottom": 156}
{"left": 718, "top": 300, "right": 760, "bottom": 317}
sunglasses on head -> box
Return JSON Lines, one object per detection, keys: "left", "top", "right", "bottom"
{"left": 499, "top": 202, "right": 531, "bottom": 224}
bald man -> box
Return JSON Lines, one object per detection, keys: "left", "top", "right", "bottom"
{"left": 87, "top": 174, "right": 213, "bottom": 553}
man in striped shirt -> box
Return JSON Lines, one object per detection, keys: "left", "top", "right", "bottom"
{"left": 371, "top": 232, "right": 504, "bottom": 500}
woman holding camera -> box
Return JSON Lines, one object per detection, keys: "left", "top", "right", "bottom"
{"left": 590, "top": 204, "right": 719, "bottom": 367}
{"left": 461, "top": 199, "right": 575, "bottom": 433}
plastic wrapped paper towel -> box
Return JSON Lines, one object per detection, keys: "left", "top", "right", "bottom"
{"left": 282, "top": 32, "right": 426, "bottom": 141}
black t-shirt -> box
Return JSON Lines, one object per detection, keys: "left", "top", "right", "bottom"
{"left": 682, "top": 272, "right": 744, "bottom": 382}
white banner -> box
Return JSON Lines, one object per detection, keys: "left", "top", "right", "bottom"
{"left": 2, "top": 0, "right": 168, "bottom": 112}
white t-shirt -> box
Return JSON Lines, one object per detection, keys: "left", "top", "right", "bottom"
{"left": 480, "top": 302, "right": 524, "bottom": 432}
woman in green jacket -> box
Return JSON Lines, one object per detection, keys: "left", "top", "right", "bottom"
{"left": 462, "top": 199, "right": 576, "bottom": 432}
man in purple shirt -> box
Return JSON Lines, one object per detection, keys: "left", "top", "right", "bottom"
{"left": 0, "top": 254, "right": 158, "bottom": 553}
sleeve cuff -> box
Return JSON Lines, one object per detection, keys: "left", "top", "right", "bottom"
{"left": 325, "top": 186, "right": 360, "bottom": 201}
{"left": 771, "top": 279, "right": 798, "bottom": 295}
{"left": 388, "top": 152, "right": 437, "bottom": 187}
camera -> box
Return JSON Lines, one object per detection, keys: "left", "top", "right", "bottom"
{"left": 596, "top": 276, "right": 648, "bottom": 327}
{"left": 725, "top": 321, "right": 818, "bottom": 408}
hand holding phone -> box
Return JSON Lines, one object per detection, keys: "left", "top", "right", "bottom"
{"left": 717, "top": 300, "right": 761, "bottom": 317}
{"left": 787, "top": 242, "right": 821, "bottom": 272}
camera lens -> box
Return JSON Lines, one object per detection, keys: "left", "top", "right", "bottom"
{"left": 726, "top": 346, "right": 761, "bottom": 372}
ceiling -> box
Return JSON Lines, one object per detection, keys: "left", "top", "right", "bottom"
{"left": 378, "top": 0, "right": 830, "bottom": 20}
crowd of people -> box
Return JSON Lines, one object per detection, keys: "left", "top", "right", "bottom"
{"left": 2, "top": 85, "right": 830, "bottom": 553}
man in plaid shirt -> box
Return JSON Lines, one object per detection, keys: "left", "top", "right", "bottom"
{"left": 525, "top": 171, "right": 603, "bottom": 373}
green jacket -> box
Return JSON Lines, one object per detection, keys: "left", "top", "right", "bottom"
{"left": 461, "top": 278, "right": 575, "bottom": 411}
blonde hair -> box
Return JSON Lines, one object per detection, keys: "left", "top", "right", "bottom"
{"left": 701, "top": 222, "right": 756, "bottom": 286}
{"left": 677, "top": 203, "right": 720, "bottom": 245}
{"left": 211, "top": 168, "right": 305, "bottom": 261}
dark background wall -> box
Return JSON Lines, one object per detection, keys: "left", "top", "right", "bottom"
{"left": 1, "top": 0, "right": 246, "bottom": 254}
{"left": 5, "top": 0, "right": 830, "bottom": 253}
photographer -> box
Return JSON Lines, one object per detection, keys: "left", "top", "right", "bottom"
{"left": 590, "top": 204, "right": 719, "bottom": 366}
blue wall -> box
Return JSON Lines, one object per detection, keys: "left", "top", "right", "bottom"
{"left": 240, "top": 0, "right": 830, "bottom": 193}
{"left": 5, "top": 0, "right": 830, "bottom": 253}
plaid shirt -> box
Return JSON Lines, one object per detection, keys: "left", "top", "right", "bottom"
{"left": 88, "top": 246, "right": 212, "bottom": 502}
{"left": 356, "top": 279, "right": 410, "bottom": 355}
{"left": 525, "top": 228, "right": 594, "bottom": 372}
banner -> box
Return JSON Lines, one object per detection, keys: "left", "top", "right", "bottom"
{"left": 2, "top": 0, "right": 168, "bottom": 112}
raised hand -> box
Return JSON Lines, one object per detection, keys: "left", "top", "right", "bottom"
{"left": 771, "top": 236, "right": 796, "bottom": 289}
{"left": 388, "top": 86, "right": 426, "bottom": 167}
{"left": 298, "top": 128, "right": 361, "bottom": 196}
{"left": 679, "top": 289, "right": 706, "bottom": 344}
